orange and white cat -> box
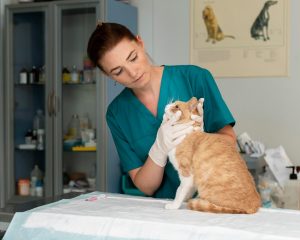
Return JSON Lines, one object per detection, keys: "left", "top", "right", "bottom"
{"left": 164, "top": 97, "right": 261, "bottom": 214}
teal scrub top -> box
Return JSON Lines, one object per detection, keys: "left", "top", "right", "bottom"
{"left": 106, "top": 65, "right": 235, "bottom": 199}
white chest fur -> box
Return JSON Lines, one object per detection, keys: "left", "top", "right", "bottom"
{"left": 168, "top": 148, "right": 179, "bottom": 170}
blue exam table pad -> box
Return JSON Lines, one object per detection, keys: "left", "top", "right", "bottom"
{"left": 4, "top": 192, "right": 300, "bottom": 240}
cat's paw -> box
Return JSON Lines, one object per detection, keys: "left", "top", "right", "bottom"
{"left": 165, "top": 202, "right": 181, "bottom": 210}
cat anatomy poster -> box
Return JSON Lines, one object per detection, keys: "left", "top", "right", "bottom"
{"left": 190, "top": 0, "right": 290, "bottom": 77}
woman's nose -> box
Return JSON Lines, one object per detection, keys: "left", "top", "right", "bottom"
{"left": 126, "top": 67, "right": 138, "bottom": 78}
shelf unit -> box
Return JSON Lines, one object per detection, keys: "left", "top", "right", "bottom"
{"left": 3, "top": 0, "right": 137, "bottom": 206}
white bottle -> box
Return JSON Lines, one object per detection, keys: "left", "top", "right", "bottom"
{"left": 37, "top": 129, "right": 45, "bottom": 150}
{"left": 71, "top": 65, "right": 79, "bottom": 83}
{"left": 35, "top": 180, "right": 44, "bottom": 197}
{"left": 283, "top": 166, "right": 300, "bottom": 210}
{"left": 33, "top": 109, "right": 45, "bottom": 131}
{"left": 30, "top": 165, "right": 43, "bottom": 196}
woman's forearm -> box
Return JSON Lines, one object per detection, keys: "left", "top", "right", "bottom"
{"left": 129, "top": 157, "right": 165, "bottom": 196}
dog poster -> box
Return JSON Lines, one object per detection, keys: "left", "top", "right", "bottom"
{"left": 190, "top": 0, "right": 290, "bottom": 77}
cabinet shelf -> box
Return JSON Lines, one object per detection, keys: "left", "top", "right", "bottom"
{"left": 72, "top": 146, "right": 96, "bottom": 151}
{"left": 8, "top": 195, "right": 43, "bottom": 204}
{"left": 62, "top": 82, "right": 96, "bottom": 85}
{"left": 15, "top": 83, "right": 45, "bottom": 86}
{"left": 15, "top": 146, "right": 45, "bottom": 151}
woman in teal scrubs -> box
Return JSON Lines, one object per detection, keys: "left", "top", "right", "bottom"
{"left": 87, "top": 23, "right": 236, "bottom": 199}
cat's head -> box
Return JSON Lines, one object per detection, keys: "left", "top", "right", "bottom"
{"left": 164, "top": 97, "right": 204, "bottom": 124}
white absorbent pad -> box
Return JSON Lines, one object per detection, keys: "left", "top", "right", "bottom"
{"left": 4, "top": 192, "right": 300, "bottom": 240}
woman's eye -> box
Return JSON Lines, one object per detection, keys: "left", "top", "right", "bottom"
{"left": 130, "top": 54, "right": 137, "bottom": 62}
{"left": 115, "top": 69, "right": 123, "bottom": 76}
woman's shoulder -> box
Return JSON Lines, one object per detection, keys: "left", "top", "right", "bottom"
{"left": 165, "top": 64, "right": 211, "bottom": 76}
{"left": 165, "top": 64, "right": 207, "bottom": 71}
{"left": 106, "top": 88, "right": 130, "bottom": 116}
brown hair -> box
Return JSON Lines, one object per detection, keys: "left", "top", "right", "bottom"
{"left": 87, "top": 22, "right": 136, "bottom": 72}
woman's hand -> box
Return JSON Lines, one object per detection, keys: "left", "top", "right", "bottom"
{"left": 149, "top": 111, "right": 194, "bottom": 167}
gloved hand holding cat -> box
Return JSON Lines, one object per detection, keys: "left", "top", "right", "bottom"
{"left": 149, "top": 98, "right": 204, "bottom": 167}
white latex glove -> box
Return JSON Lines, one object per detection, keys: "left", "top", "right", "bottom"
{"left": 191, "top": 98, "right": 204, "bottom": 131}
{"left": 149, "top": 111, "right": 194, "bottom": 167}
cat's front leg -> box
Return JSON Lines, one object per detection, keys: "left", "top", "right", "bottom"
{"left": 165, "top": 175, "right": 195, "bottom": 210}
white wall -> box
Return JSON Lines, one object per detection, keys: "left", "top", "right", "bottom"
{"left": 131, "top": 0, "right": 300, "bottom": 164}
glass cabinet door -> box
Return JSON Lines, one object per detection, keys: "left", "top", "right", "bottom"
{"left": 54, "top": 3, "right": 99, "bottom": 195}
{"left": 6, "top": 7, "right": 52, "bottom": 202}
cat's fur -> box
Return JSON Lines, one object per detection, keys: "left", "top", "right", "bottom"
{"left": 165, "top": 97, "right": 261, "bottom": 214}
{"left": 202, "top": 5, "right": 235, "bottom": 44}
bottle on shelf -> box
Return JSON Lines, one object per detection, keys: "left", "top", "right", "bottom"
{"left": 30, "top": 165, "right": 43, "bottom": 197}
{"left": 83, "top": 56, "right": 95, "bottom": 83}
{"left": 39, "top": 65, "right": 45, "bottom": 84}
{"left": 35, "top": 180, "right": 44, "bottom": 197}
{"left": 68, "top": 114, "right": 81, "bottom": 140}
{"left": 79, "top": 113, "right": 90, "bottom": 130}
{"left": 29, "top": 66, "right": 39, "bottom": 84}
{"left": 33, "top": 109, "right": 45, "bottom": 131}
{"left": 24, "top": 129, "right": 33, "bottom": 144}
{"left": 37, "top": 129, "right": 45, "bottom": 150}
{"left": 71, "top": 65, "right": 79, "bottom": 83}
{"left": 31, "top": 130, "right": 37, "bottom": 146}
{"left": 62, "top": 67, "right": 71, "bottom": 83}
{"left": 19, "top": 68, "right": 28, "bottom": 84}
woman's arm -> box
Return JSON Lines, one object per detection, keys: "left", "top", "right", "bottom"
{"left": 217, "top": 125, "right": 236, "bottom": 145}
{"left": 130, "top": 125, "right": 237, "bottom": 196}
{"left": 128, "top": 157, "right": 164, "bottom": 196}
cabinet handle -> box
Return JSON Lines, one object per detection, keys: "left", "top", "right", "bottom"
{"left": 53, "top": 94, "right": 57, "bottom": 117}
{"left": 47, "top": 92, "right": 53, "bottom": 117}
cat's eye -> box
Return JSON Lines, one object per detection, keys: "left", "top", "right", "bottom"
{"left": 175, "top": 105, "right": 179, "bottom": 109}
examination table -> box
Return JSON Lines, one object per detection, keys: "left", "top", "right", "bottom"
{"left": 3, "top": 192, "right": 300, "bottom": 240}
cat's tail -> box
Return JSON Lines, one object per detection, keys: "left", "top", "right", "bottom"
{"left": 187, "top": 198, "right": 258, "bottom": 214}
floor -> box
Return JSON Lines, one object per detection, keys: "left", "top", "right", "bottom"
{"left": 0, "top": 230, "right": 5, "bottom": 239}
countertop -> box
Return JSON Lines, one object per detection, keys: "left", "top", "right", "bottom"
{"left": 0, "top": 192, "right": 81, "bottom": 233}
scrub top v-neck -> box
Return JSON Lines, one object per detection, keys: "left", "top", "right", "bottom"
{"left": 106, "top": 65, "right": 235, "bottom": 199}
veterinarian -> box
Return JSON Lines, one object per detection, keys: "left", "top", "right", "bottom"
{"left": 87, "top": 22, "right": 236, "bottom": 198}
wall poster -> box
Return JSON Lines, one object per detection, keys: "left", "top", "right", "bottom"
{"left": 190, "top": 0, "right": 290, "bottom": 77}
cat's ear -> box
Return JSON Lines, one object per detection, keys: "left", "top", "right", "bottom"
{"left": 189, "top": 97, "right": 198, "bottom": 111}
{"left": 196, "top": 98, "right": 204, "bottom": 116}
{"left": 198, "top": 98, "right": 204, "bottom": 106}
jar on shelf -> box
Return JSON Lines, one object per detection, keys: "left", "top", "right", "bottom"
{"left": 68, "top": 114, "right": 81, "bottom": 140}
{"left": 18, "top": 179, "right": 30, "bottom": 196}
{"left": 62, "top": 67, "right": 71, "bottom": 83}
{"left": 19, "top": 68, "right": 28, "bottom": 84}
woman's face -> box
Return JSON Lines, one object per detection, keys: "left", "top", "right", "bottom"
{"left": 100, "top": 37, "right": 152, "bottom": 89}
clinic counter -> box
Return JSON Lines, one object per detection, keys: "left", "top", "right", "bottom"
{"left": 3, "top": 192, "right": 300, "bottom": 240}
{"left": 0, "top": 192, "right": 81, "bottom": 237}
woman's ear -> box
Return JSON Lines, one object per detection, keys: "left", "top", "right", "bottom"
{"left": 136, "top": 35, "right": 145, "bottom": 48}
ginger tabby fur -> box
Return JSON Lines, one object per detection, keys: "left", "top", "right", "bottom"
{"left": 165, "top": 97, "right": 261, "bottom": 214}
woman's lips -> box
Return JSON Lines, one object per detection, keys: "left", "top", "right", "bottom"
{"left": 134, "top": 73, "right": 144, "bottom": 82}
